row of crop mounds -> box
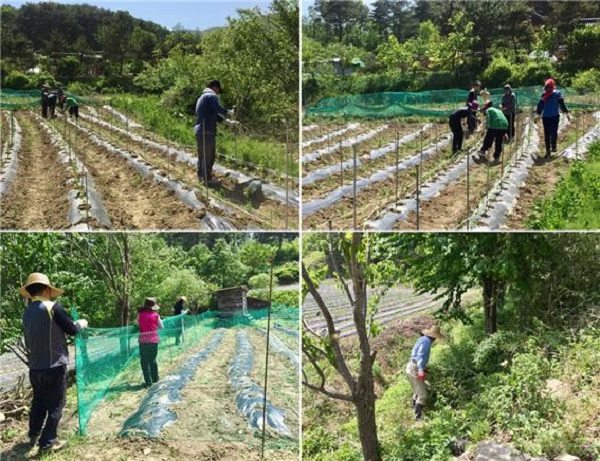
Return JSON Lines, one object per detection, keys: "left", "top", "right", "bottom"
{"left": 87, "top": 326, "right": 298, "bottom": 459}
{"left": 302, "top": 117, "right": 462, "bottom": 230}
{"left": 303, "top": 280, "right": 444, "bottom": 338}
{"left": 78, "top": 106, "right": 298, "bottom": 230}
{"left": 367, "top": 109, "right": 599, "bottom": 230}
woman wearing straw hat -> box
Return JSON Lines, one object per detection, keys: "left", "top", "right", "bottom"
{"left": 405, "top": 325, "right": 444, "bottom": 420}
{"left": 20, "top": 273, "right": 89, "bottom": 454}
{"left": 137, "top": 297, "right": 164, "bottom": 387}
{"left": 173, "top": 296, "right": 188, "bottom": 346}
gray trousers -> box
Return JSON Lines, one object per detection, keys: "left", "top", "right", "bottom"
{"left": 196, "top": 130, "right": 216, "bottom": 182}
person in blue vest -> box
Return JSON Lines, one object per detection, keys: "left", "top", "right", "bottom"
{"left": 537, "top": 78, "right": 570, "bottom": 159}
{"left": 193, "top": 80, "right": 236, "bottom": 187}
{"left": 20, "top": 273, "right": 89, "bottom": 454}
{"left": 405, "top": 325, "right": 444, "bottom": 420}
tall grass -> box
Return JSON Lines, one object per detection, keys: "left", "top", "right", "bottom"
{"left": 109, "top": 94, "right": 298, "bottom": 179}
{"left": 527, "top": 140, "right": 600, "bottom": 229}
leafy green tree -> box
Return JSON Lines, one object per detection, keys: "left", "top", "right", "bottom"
{"left": 313, "top": 0, "right": 369, "bottom": 43}
{"left": 96, "top": 11, "right": 134, "bottom": 75}
{"left": 57, "top": 55, "right": 81, "bottom": 82}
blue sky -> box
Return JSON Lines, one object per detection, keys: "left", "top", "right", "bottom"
{"left": 3, "top": 0, "right": 272, "bottom": 30}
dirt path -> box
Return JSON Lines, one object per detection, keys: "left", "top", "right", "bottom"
{"left": 0, "top": 112, "right": 71, "bottom": 229}
{"left": 53, "top": 116, "right": 203, "bottom": 229}
{"left": 77, "top": 116, "right": 294, "bottom": 230}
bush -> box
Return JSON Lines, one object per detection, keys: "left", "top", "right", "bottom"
{"left": 248, "top": 273, "right": 276, "bottom": 290}
{"left": 274, "top": 262, "right": 299, "bottom": 285}
{"left": 514, "top": 60, "right": 556, "bottom": 87}
{"left": 248, "top": 288, "right": 297, "bottom": 307}
{"left": 4, "top": 71, "right": 31, "bottom": 90}
{"left": 481, "top": 56, "right": 514, "bottom": 88}
{"left": 570, "top": 68, "right": 600, "bottom": 94}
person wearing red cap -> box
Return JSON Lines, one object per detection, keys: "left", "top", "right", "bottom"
{"left": 537, "top": 78, "right": 570, "bottom": 159}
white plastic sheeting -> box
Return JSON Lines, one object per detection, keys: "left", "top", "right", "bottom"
{"left": 79, "top": 112, "right": 298, "bottom": 207}
{"left": 0, "top": 112, "right": 22, "bottom": 198}
{"left": 301, "top": 123, "right": 361, "bottom": 149}
{"left": 102, "top": 105, "right": 143, "bottom": 128}
{"left": 303, "top": 124, "right": 433, "bottom": 184}
{"left": 302, "top": 124, "right": 389, "bottom": 164}
{"left": 67, "top": 117, "right": 236, "bottom": 230}
{"left": 558, "top": 111, "right": 600, "bottom": 160}
{"left": 229, "top": 329, "right": 291, "bottom": 436}
{"left": 303, "top": 133, "right": 452, "bottom": 217}
{"left": 34, "top": 114, "right": 112, "bottom": 229}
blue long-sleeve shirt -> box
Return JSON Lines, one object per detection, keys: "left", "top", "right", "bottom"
{"left": 411, "top": 335, "right": 433, "bottom": 372}
{"left": 537, "top": 91, "right": 568, "bottom": 118}
{"left": 194, "top": 87, "right": 228, "bottom": 135}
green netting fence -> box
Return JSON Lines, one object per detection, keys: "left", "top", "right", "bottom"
{"left": 1, "top": 89, "right": 105, "bottom": 109}
{"left": 71, "top": 304, "right": 299, "bottom": 441}
{"left": 305, "top": 86, "right": 600, "bottom": 119}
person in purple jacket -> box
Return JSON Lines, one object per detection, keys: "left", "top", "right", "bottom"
{"left": 21, "top": 273, "right": 89, "bottom": 454}
{"left": 537, "top": 78, "right": 570, "bottom": 159}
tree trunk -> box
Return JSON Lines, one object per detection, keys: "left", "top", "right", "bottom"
{"left": 483, "top": 275, "right": 495, "bottom": 334}
{"left": 354, "top": 376, "right": 381, "bottom": 461}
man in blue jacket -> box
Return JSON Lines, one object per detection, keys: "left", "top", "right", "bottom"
{"left": 405, "top": 325, "right": 444, "bottom": 420}
{"left": 537, "top": 78, "right": 570, "bottom": 159}
{"left": 21, "top": 273, "right": 88, "bottom": 454}
{"left": 194, "top": 80, "right": 235, "bottom": 187}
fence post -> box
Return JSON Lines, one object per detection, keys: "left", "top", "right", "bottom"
{"left": 285, "top": 122, "right": 290, "bottom": 230}
{"left": 395, "top": 130, "right": 400, "bottom": 202}
{"left": 415, "top": 165, "right": 420, "bottom": 230}
{"left": 576, "top": 112, "right": 580, "bottom": 160}
{"left": 466, "top": 151, "right": 471, "bottom": 231}
{"left": 339, "top": 137, "right": 344, "bottom": 187}
{"left": 353, "top": 143, "right": 357, "bottom": 229}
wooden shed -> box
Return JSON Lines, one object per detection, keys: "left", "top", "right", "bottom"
{"left": 215, "top": 286, "right": 271, "bottom": 317}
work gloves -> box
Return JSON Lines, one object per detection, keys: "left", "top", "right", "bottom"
{"left": 75, "top": 319, "right": 88, "bottom": 331}
{"left": 224, "top": 119, "right": 240, "bottom": 127}
{"left": 417, "top": 370, "right": 425, "bottom": 382}
{"left": 227, "top": 108, "right": 235, "bottom": 116}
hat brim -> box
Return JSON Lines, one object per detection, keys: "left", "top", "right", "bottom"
{"left": 19, "top": 284, "right": 63, "bottom": 298}
{"left": 422, "top": 328, "right": 444, "bottom": 339}
{"left": 151, "top": 304, "right": 161, "bottom": 311}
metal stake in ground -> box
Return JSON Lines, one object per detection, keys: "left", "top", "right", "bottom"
{"left": 415, "top": 165, "right": 420, "bottom": 230}
{"left": 466, "top": 151, "right": 471, "bottom": 230}
{"left": 260, "top": 237, "right": 281, "bottom": 460}
{"left": 339, "top": 137, "right": 344, "bottom": 188}
{"left": 285, "top": 122, "right": 290, "bottom": 230}
{"left": 395, "top": 129, "right": 400, "bottom": 202}
{"left": 202, "top": 119, "right": 209, "bottom": 203}
{"left": 576, "top": 112, "right": 580, "bottom": 160}
{"left": 353, "top": 143, "right": 358, "bottom": 229}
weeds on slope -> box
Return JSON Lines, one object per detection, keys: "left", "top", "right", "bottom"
{"left": 527, "top": 141, "right": 600, "bottom": 229}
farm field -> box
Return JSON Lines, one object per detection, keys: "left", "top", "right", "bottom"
{"left": 302, "top": 110, "right": 600, "bottom": 230}
{"left": 0, "top": 107, "right": 298, "bottom": 230}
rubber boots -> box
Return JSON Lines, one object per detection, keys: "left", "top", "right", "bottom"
{"left": 414, "top": 403, "right": 423, "bottom": 420}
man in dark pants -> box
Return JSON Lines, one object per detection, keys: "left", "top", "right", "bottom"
{"left": 20, "top": 273, "right": 88, "bottom": 455}
{"left": 477, "top": 101, "right": 508, "bottom": 164}
{"left": 194, "top": 80, "right": 235, "bottom": 187}
{"left": 173, "top": 296, "right": 188, "bottom": 346}
{"left": 47, "top": 91, "right": 58, "bottom": 118}
{"left": 449, "top": 102, "right": 479, "bottom": 154}
{"left": 66, "top": 96, "right": 79, "bottom": 119}
{"left": 501, "top": 84, "right": 517, "bottom": 141}
{"left": 41, "top": 84, "right": 50, "bottom": 118}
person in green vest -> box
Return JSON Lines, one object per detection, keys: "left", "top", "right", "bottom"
{"left": 65, "top": 96, "right": 79, "bottom": 120}
{"left": 476, "top": 101, "right": 508, "bottom": 164}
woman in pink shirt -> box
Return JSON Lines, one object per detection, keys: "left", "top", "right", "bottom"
{"left": 137, "top": 297, "right": 164, "bottom": 387}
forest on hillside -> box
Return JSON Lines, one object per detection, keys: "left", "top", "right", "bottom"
{"left": 0, "top": 232, "right": 299, "bottom": 353}
{"left": 302, "top": 232, "right": 600, "bottom": 460}
{"left": 1, "top": 0, "right": 299, "bottom": 132}
{"left": 303, "top": 0, "right": 600, "bottom": 103}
